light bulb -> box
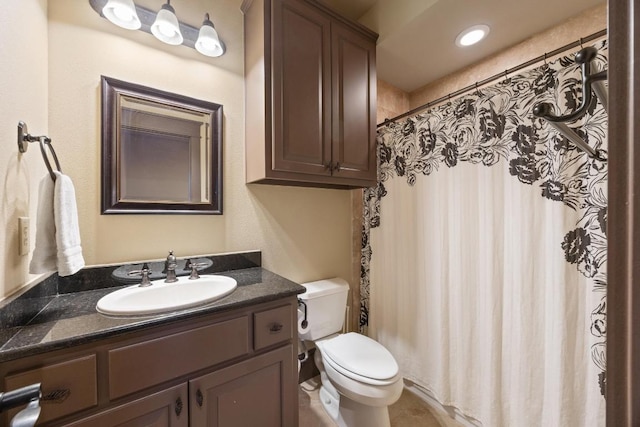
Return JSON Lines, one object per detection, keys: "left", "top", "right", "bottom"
{"left": 455, "top": 25, "right": 490, "bottom": 47}
{"left": 158, "top": 23, "right": 177, "bottom": 38}
{"left": 102, "top": 0, "right": 141, "bottom": 30}
{"left": 113, "top": 8, "right": 134, "bottom": 22}
{"left": 151, "top": 1, "right": 183, "bottom": 45}
{"left": 195, "top": 13, "right": 223, "bottom": 57}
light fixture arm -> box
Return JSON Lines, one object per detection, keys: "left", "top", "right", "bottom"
{"left": 88, "top": 0, "right": 226, "bottom": 55}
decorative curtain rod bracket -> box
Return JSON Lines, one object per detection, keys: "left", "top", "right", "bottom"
{"left": 533, "top": 47, "right": 608, "bottom": 123}
{"left": 533, "top": 46, "right": 608, "bottom": 162}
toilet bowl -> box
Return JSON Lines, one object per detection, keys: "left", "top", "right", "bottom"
{"left": 299, "top": 279, "right": 403, "bottom": 427}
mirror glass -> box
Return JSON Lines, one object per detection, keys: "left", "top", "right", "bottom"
{"left": 101, "top": 76, "right": 223, "bottom": 214}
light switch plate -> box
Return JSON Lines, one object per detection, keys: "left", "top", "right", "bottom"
{"left": 19, "top": 216, "right": 29, "bottom": 256}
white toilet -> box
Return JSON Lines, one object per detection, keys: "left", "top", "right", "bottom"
{"left": 298, "top": 278, "right": 403, "bottom": 427}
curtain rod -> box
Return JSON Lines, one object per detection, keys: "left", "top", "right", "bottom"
{"left": 378, "top": 28, "right": 608, "bottom": 128}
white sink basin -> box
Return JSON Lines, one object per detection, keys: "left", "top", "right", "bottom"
{"left": 96, "top": 275, "right": 237, "bottom": 316}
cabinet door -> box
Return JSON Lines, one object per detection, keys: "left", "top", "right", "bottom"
{"left": 189, "top": 345, "right": 296, "bottom": 427}
{"left": 331, "top": 20, "right": 377, "bottom": 183}
{"left": 271, "top": 0, "right": 332, "bottom": 176}
{"left": 65, "top": 383, "right": 188, "bottom": 427}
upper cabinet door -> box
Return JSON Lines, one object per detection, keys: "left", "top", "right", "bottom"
{"left": 243, "top": 0, "right": 378, "bottom": 188}
{"left": 331, "top": 21, "right": 377, "bottom": 183}
{"left": 271, "top": 0, "right": 332, "bottom": 176}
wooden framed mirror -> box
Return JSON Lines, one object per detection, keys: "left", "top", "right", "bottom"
{"left": 101, "top": 76, "right": 223, "bottom": 214}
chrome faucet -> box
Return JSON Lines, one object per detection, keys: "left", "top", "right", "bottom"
{"left": 164, "top": 251, "right": 178, "bottom": 283}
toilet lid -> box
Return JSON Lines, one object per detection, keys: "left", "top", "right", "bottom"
{"left": 321, "top": 333, "right": 399, "bottom": 381}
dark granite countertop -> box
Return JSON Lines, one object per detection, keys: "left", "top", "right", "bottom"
{"left": 0, "top": 259, "right": 305, "bottom": 363}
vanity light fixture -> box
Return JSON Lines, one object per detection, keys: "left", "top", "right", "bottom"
{"left": 455, "top": 24, "right": 490, "bottom": 47}
{"left": 88, "top": 0, "right": 226, "bottom": 57}
{"left": 195, "top": 13, "right": 223, "bottom": 57}
{"left": 151, "top": 0, "right": 183, "bottom": 45}
{"left": 102, "top": 0, "right": 141, "bottom": 30}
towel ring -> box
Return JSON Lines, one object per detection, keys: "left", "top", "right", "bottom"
{"left": 39, "top": 137, "right": 61, "bottom": 181}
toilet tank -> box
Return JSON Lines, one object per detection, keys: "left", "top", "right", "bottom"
{"left": 298, "top": 277, "right": 349, "bottom": 341}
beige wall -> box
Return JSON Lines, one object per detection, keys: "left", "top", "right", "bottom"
{"left": 377, "top": 79, "right": 410, "bottom": 125}
{"left": 0, "top": 0, "right": 50, "bottom": 299}
{"left": 0, "top": 0, "right": 353, "bottom": 300}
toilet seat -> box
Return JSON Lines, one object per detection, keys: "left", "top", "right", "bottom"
{"left": 319, "top": 333, "right": 400, "bottom": 386}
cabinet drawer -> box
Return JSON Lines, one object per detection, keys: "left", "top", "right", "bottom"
{"left": 4, "top": 355, "right": 97, "bottom": 424}
{"left": 253, "top": 305, "right": 293, "bottom": 350}
{"left": 109, "top": 316, "right": 249, "bottom": 399}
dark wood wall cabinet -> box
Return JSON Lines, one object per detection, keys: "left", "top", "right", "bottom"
{"left": 0, "top": 298, "right": 298, "bottom": 427}
{"left": 243, "top": 0, "right": 378, "bottom": 189}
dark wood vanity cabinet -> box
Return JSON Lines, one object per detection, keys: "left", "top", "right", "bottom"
{"left": 244, "top": 0, "right": 378, "bottom": 188}
{"left": 0, "top": 298, "right": 298, "bottom": 426}
{"left": 190, "top": 345, "right": 295, "bottom": 426}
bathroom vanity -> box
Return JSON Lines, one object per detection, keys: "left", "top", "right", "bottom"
{"left": 0, "top": 254, "right": 304, "bottom": 426}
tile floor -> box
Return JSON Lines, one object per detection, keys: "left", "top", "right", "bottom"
{"left": 298, "top": 377, "right": 464, "bottom": 427}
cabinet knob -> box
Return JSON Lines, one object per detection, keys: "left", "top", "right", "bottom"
{"left": 196, "top": 389, "right": 204, "bottom": 407}
{"left": 323, "top": 162, "right": 332, "bottom": 171}
{"left": 334, "top": 162, "right": 341, "bottom": 172}
{"left": 175, "top": 396, "right": 183, "bottom": 416}
{"left": 269, "top": 323, "right": 283, "bottom": 333}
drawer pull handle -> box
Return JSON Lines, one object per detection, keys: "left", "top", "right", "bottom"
{"left": 41, "top": 388, "right": 70, "bottom": 404}
{"left": 175, "top": 396, "right": 183, "bottom": 416}
{"left": 269, "top": 323, "right": 283, "bottom": 333}
{"left": 196, "top": 389, "right": 204, "bottom": 407}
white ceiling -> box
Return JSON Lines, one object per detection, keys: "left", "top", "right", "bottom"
{"left": 324, "top": 0, "right": 606, "bottom": 92}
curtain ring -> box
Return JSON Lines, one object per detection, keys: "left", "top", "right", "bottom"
{"left": 543, "top": 52, "right": 548, "bottom": 65}
{"left": 579, "top": 37, "right": 584, "bottom": 48}
{"left": 447, "top": 94, "right": 452, "bottom": 106}
{"left": 475, "top": 82, "right": 480, "bottom": 96}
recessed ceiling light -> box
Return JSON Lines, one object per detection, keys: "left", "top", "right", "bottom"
{"left": 455, "top": 24, "right": 490, "bottom": 47}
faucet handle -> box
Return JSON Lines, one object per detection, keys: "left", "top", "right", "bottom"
{"left": 128, "top": 263, "right": 153, "bottom": 287}
{"left": 185, "top": 259, "right": 207, "bottom": 280}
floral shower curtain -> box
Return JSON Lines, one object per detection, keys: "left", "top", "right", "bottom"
{"left": 361, "top": 41, "right": 607, "bottom": 426}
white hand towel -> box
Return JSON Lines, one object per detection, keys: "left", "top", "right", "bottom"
{"left": 29, "top": 171, "right": 85, "bottom": 276}
{"left": 29, "top": 175, "right": 57, "bottom": 274}
{"left": 53, "top": 171, "right": 85, "bottom": 276}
